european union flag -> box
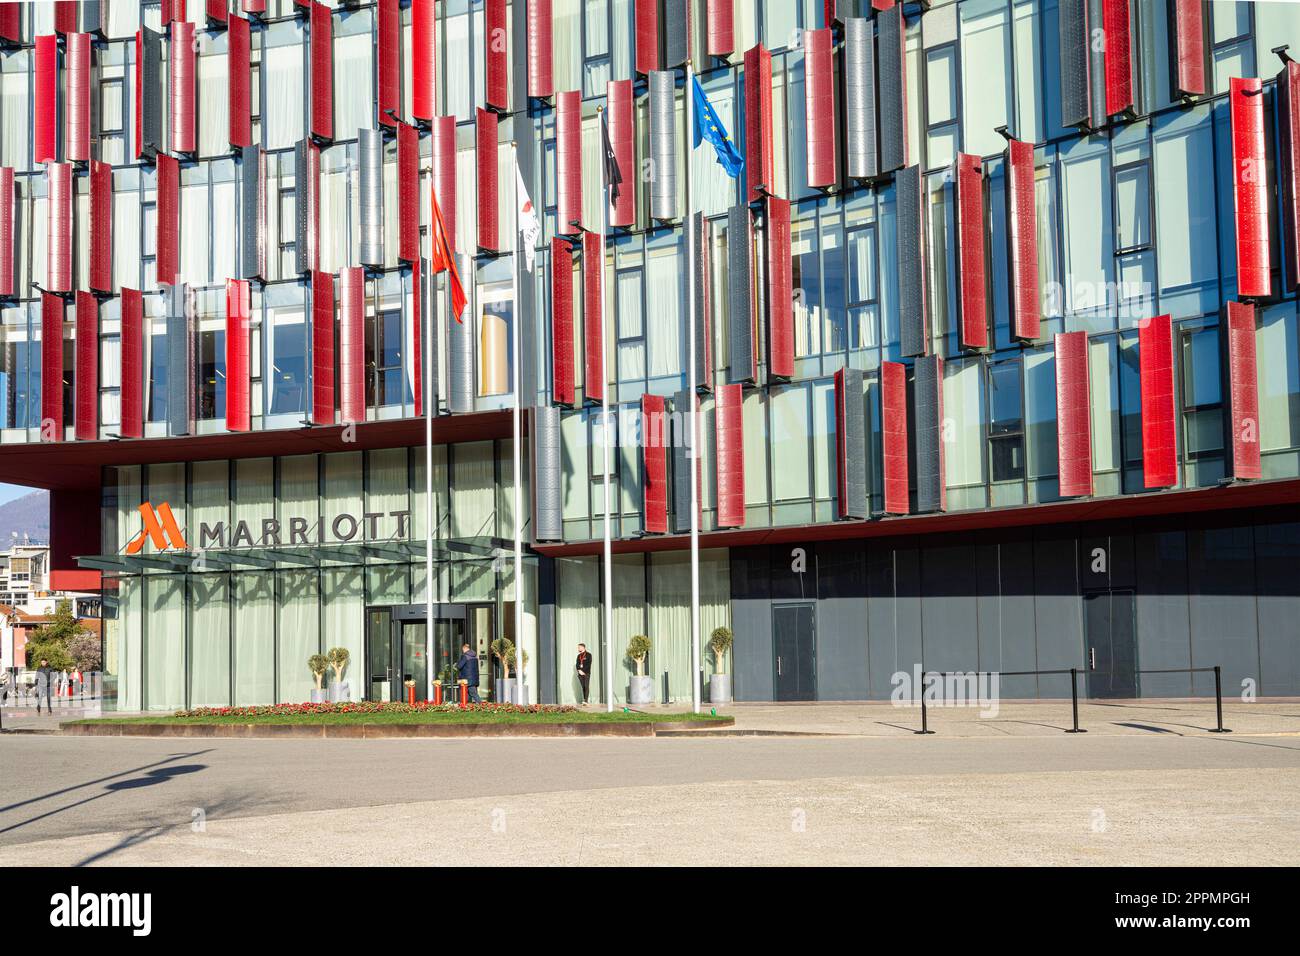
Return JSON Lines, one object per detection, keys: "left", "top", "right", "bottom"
{"left": 692, "top": 76, "right": 744, "bottom": 178}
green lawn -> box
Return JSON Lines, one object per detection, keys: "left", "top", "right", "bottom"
{"left": 67, "top": 709, "right": 731, "bottom": 727}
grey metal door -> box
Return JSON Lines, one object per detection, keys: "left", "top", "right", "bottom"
{"left": 773, "top": 604, "right": 817, "bottom": 701}
{"left": 1085, "top": 590, "right": 1138, "bottom": 699}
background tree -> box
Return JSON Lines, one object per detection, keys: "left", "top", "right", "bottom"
{"left": 66, "top": 633, "right": 102, "bottom": 672}
{"left": 29, "top": 600, "right": 82, "bottom": 645}
{"left": 23, "top": 640, "right": 73, "bottom": 671}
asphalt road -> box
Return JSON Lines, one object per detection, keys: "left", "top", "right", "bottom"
{"left": 2, "top": 733, "right": 1298, "bottom": 865}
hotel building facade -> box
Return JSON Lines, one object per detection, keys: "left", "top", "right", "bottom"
{"left": 0, "top": 0, "right": 1298, "bottom": 709}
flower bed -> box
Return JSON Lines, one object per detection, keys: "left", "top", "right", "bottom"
{"left": 172, "top": 701, "right": 579, "bottom": 719}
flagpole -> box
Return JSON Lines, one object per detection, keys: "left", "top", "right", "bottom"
{"left": 686, "top": 61, "right": 701, "bottom": 715}
{"left": 599, "top": 107, "right": 614, "bottom": 714}
{"left": 511, "top": 142, "right": 525, "bottom": 704}
{"left": 425, "top": 251, "right": 435, "bottom": 703}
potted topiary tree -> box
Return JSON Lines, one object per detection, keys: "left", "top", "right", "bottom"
{"left": 490, "top": 637, "right": 514, "bottom": 703}
{"left": 326, "top": 647, "right": 351, "bottom": 703}
{"left": 506, "top": 645, "right": 530, "bottom": 704}
{"left": 308, "top": 654, "right": 329, "bottom": 703}
{"left": 708, "top": 626, "right": 733, "bottom": 704}
{"left": 626, "top": 635, "right": 653, "bottom": 705}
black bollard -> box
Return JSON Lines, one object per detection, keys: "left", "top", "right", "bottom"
{"left": 1066, "top": 667, "right": 1086, "bottom": 733}
{"left": 1210, "top": 665, "right": 1231, "bottom": 733}
{"left": 914, "top": 672, "right": 935, "bottom": 735}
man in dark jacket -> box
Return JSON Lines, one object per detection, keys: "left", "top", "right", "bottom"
{"left": 575, "top": 644, "right": 593, "bottom": 705}
{"left": 454, "top": 643, "right": 481, "bottom": 703}
{"left": 34, "top": 658, "right": 53, "bottom": 714}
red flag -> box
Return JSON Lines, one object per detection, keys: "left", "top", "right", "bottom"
{"left": 430, "top": 186, "right": 467, "bottom": 322}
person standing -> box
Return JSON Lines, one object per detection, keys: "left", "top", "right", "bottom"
{"left": 454, "top": 642, "right": 481, "bottom": 704}
{"left": 34, "top": 658, "right": 53, "bottom": 714}
{"left": 575, "top": 643, "right": 593, "bottom": 705}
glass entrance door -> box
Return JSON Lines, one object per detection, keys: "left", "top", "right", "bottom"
{"left": 400, "top": 622, "right": 427, "bottom": 698}
{"left": 367, "top": 608, "right": 395, "bottom": 701}
{"left": 367, "top": 609, "right": 430, "bottom": 702}
{"left": 432, "top": 618, "right": 466, "bottom": 686}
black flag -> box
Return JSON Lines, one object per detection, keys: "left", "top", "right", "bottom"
{"left": 602, "top": 114, "right": 623, "bottom": 203}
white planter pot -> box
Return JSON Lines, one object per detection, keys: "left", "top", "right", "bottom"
{"left": 513, "top": 683, "right": 530, "bottom": 706}
{"left": 628, "top": 675, "right": 654, "bottom": 705}
{"left": 310, "top": 688, "right": 327, "bottom": 704}
{"left": 328, "top": 682, "right": 350, "bottom": 703}
{"left": 500, "top": 678, "right": 516, "bottom": 704}
{"left": 709, "top": 674, "right": 732, "bottom": 704}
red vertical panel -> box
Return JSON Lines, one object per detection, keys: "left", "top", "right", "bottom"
{"left": 74, "top": 291, "right": 98, "bottom": 441}
{"left": 410, "top": 265, "right": 423, "bottom": 417}
{"left": 766, "top": 196, "right": 793, "bottom": 378}
{"left": 397, "top": 122, "right": 420, "bottom": 264}
{"left": 485, "top": 0, "right": 508, "bottom": 111}
{"left": 310, "top": 1, "right": 333, "bottom": 142}
{"left": 1279, "top": 60, "right": 1300, "bottom": 293}
{"left": 225, "top": 278, "right": 251, "bottom": 432}
{"left": 606, "top": 79, "right": 635, "bottom": 228}
{"left": 47, "top": 162, "right": 73, "bottom": 294}
{"left": 1224, "top": 301, "right": 1262, "bottom": 480}
{"left": 636, "top": 0, "right": 660, "bottom": 74}
{"left": 1230, "top": 77, "right": 1271, "bottom": 299}
{"left": 583, "top": 230, "right": 604, "bottom": 403}
{"left": 119, "top": 288, "right": 144, "bottom": 438}
{"left": 476, "top": 108, "right": 499, "bottom": 252}
{"left": 745, "top": 44, "right": 774, "bottom": 204}
{"left": 65, "top": 33, "right": 91, "bottom": 163}
{"left": 528, "top": 0, "right": 554, "bottom": 98}
{"left": 872, "top": 1, "right": 896, "bottom": 11}
{"left": 955, "top": 152, "right": 988, "bottom": 350}
{"left": 551, "top": 237, "right": 575, "bottom": 407}
{"left": 339, "top": 267, "right": 365, "bottom": 424}
{"left": 134, "top": 31, "right": 143, "bottom": 160}
{"left": 89, "top": 160, "right": 113, "bottom": 294}
{"left": 160, "top": 0, "right": 184, "bottom": 28}
{"left": 642, "top": 394, "right": 668, "bottom": 533}
{"left": 1054, "top": 331, "right": 1092, "bottom": 497}
{"left": 0, "top": 6, "right": 22, "bottom": 44}
{"left": 41, "top": 292, "right": 64, "bottom": 440}
{"left": 378, "top": 0, "right": 400, "bottom": 127}
{"left": 1006, "top": 138, "right": 1040, "bottom": 341}
{"left": 0, "top": 167, "right": 13, "bottom": 298}
{"left": 556, "top": 90, "right": 583, "bottom": 235}
{"left": 243, "top": 1, "right": 267, "bottom": 15}
{"left": 1171, "top": 0, "right": 1206, "bottom": 99}
{"left": 714, "top": 382, "right": 745, "bottom": 528}
{"left": 228, "top": 14, "right": 252, "bottom": 149}
{"left": 1102, "top": 0, "right": 1132, "bottom": 116}
{"left": 54, "top": 2, "right": 78, "bottom": 35}
{"left": 156, "top": 153, "right": 180, "bottom": 286}
{"left": 170, "top": 21, "right": 196, "bottom": 155}
{"left": 412, "top": 0, "right": 437, "bottom": 121}
{"left": 881, "top": 361, "right": 908, "bottom": 515}
{"left": 707, "top": 0, "right": 734, "bottom": 56}
{"left": 311, "top": 270, "right": 334, "bottom": 426}
{"left": 804, "top": 29, "right": 836, "bottom": 188}
{"left": 207, "top": 0, "right": 230, "bottom": 27}
{"left": 34, "top": 35, "right": 59, "bottom": 165}
{"left": 1138, "top": 314, "right": 1176, "bottom": 488}
{"left": 432, "top": 116, "right": 458, "bottom": 254}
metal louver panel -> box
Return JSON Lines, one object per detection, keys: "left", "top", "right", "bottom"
{"left": 1229, "top": 77, "right": 1271, "bottom": 299}
{"left": 1059, "top": 0, "right": 1091, "bottom": 130}
{"left": 309, "top": 1, "right": 333, "bottom": 142}
{"left": 744, "top": 44, "right": 774, "bottom": 203}
{"left": 714, "top": 382, "right": 745, "bottom": 528}
{"left": 409, "top": 262, "right": 425, "bottom": 416}
{"left": 207, "top": 0, "right": 229, "bottom": 28}
{"left": 913, "top": 354, "right": 945, "bottom": 514}
{"left": 583, "top": 230, "right": 604, "bottom": 403}
{"left": 694, "top": 211, "right": 713, "bottom": 390}
{"left": 556, "top": 90, "right": 583, "bottom": 233}
{"left": 881, "top": 360, "right": 908, "bottom": 515}
{"left": 664, "top": 0, "right": 690, "bottom": 68}
{"left": 357, "top": 129, "right": 384, "bottom": 266}
{"left": 89, "top": 160, "right": 112, "bottom": 293}
{"left": 766, "top": 196, "right": 793, "bottom": 378}
{"left": 551, "top": 237, "right": 575, "bottom": 406}
{"left": 896, "top": 164, "right": 928, "bottom": 357}
{"left": 66, "top": 33, "right": 92, "bottom": 163}
{"left": 397, "top": 122, "right": 420, "bottom": 264}
{"left": 1102, "top": 0, "right": 1132, "bottom": 116}
{"left": 240, "top": 146, "right": 266, "bottom": 281}
{"left": 295, "top": 138, "right": 321, "bottom": 274}
{"left": 170, "top": 20, "right": 196, "bottom": 155}
{"left": 229, "top": 14, "right": 252, "bottom": 148}
{"left": 955, "top": 152, "right": 987, "bottom": 350}
{"left": 877, "top": 4, "right": 907, "bottom": 174}
{"left": 226, "top": 278, "right": 251, "bottom": 432}
{"left": 432, "top": 116, "right": 458, "bottom": 253}
{"left": 35, "top": 35, "right": 58, "bottom": 165}
{"left": 159, "top": 0, "right": 183, "bottom": 27}
{"left": 165, "top": 282, "right": 193, "bottom": 437}
{"left": 53, "top": 2, "right": 77, "bottom": 34}
{"left": 1005, "top": 137, "right": 1040, "bottom": 341}
{"left": 74, "top": 291, "right": 98, "bottom": 441}
{"left": 243, "top": 0, "right": 268, "bottom": 15}
{"left": 528, "top": 0, "right": 554, "bottom": 98}
{"left": 636, "top": 0, "right": 660, "bottom": 74}
{"left": 727, "top": 202, "right": 754, "bottom": 382}
{"left": 485, "top": 0, "right": 508, "bottom": 111}
{"left": 310, "top": 270, "right": 334, "bottom": 425}
{"left": 606, "top": 80, "right": 636, "bottom": 227}
{"left": 0, "top": 167, "right": 12, "bottom": 298}
{"left": 834, "top": 367, "right": 868, "bottom": 520}
{"left": 338, "top": 265, "right": 364, "bottom": 421}
{"left": 671, "top": 390, "right": 702, "bottom": 533}
{"left": 119, "top": 288, "right": 143, "bottom": 438}
{"left": 47, "top": 162, "right": 73, "bottom": 294}
{"left": 412, "top": 0, "right": 438, "bottom": 120}
{"left": 642, "top": 393, "right": 669, "bottom": 533}
{"left": 1138, "top": 313, "right": 1176, "bottom": 489}
{"left": 41, "top": 292, "right": 65, "bottom": 441}
{"left": 649, "top": 71, "right": 677, "bottom": 221}
{"left": 1279, "top": 59, "right": 1300, "bottom": 293}
{"left": 532, "top": 405, "right": 563, "bottom": 541}
{"left": 1054, "top": 330, "right": 1092, "bottom": 497}
{"left": 1222, "top": 301, "right": 1261, "bottom": 480}
{"left": 1169, "top": 0, "right": 1206, "bottom": 100}
{"left": 0, "top": 7, "right": 19, "bottom": 46}
{"left": 448, "top": 261, "right": 476, "bottom": 413}
{"left": 804, "top": 28, "right": 836, "bottom": 189}
{"left": 82, "top": 2, "right": 105, "bottom": 37}
{"left": 378, "top": 0, "right": 400, "bottom": 127}
{"left": 707, "top": 0, "right": 734, "bottom": 57}
{"left": 137, "top": 28, "right": 164, "bottom": 161}
{"left": 477, "top": 109, "right": 500, "bottom": 252}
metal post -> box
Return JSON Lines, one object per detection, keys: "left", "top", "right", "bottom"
{"left": 511, "top": 143, "right": 525, "bottom": 708}
{"left": 686, "top": 61, "right": 701, "bottom": 715}
{"left": 1066, "top": 667, "right": 1086, "bottom": 733}
{"left": 1210, "top": 665, "right": 1231, "bottom": 733}
{"left": 914, "top": 672, "right": 935, "bottom": 735}
{"left": 597, "top": 109, "right": 614, "bottom": 714}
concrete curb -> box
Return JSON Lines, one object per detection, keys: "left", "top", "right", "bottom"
{"left": 58, "top": 717, "right": 735, "bottom": 739}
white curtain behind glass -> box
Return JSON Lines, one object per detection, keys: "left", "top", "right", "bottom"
{"left": 1, "top": 65, "right": 29, "bottom": 171}
{"left": 334, "top": 30, "right": 373, "bottom": 136}
{"left": 943, "top": 358, "right": 986, "bottom": 488}
{"left": 212, "top": 178, "right": 236, "bottom": 281}
{"left": 692, "top": 75, "right": 739, "bottom": 218}
{"left": 180, "top": 182, "right": 209, "bottom": 286}
{"left": 556, "top": 557, "right": 600, "bottom": 704}
{"left": 554, "top": 0, "right": 582, "bottom": 94}
{"left": 198, "top": 47, "right": 228, "bottom": 159}
{"left": 264, "top": 28, "right": 305, "bottom": 151}
{"left": 646, "top": 238, "right": 683, "bottom": 378}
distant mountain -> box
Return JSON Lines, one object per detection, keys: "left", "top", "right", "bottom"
{"left": 0, "top": 490, "right": 50, "bottom": 546}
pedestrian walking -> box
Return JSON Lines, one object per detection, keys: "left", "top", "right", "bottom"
{"left": 575, "top": 643, "right": 593, "bottom": 705}
{"left": 454, "top": 642, "right": 481, "bottom": 704}
{"left": 34, "top": 658, "right": 53, "bottom": 714}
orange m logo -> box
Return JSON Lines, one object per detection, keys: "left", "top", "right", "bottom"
{"left": 126, "top": 502, "right": 188, "bottom": 554}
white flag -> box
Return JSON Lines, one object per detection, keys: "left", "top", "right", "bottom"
{"left": 516, "top": 161, "right": 541, "bottom": 274}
